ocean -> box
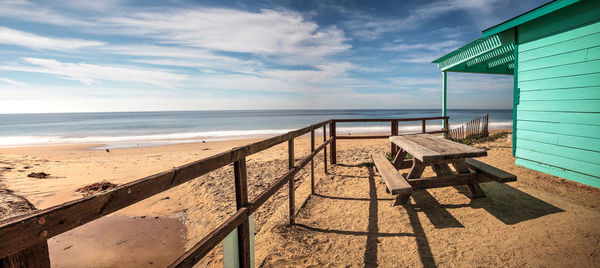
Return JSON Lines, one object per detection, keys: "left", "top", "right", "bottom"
{"left": 0, "top": 109, "right": 512, "bottom": 148}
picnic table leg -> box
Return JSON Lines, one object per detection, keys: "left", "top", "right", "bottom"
{"left": 392, "top": 149, "right": 407, "bottom": 169}
{"left": 393, "top": 194, "right": 411, "bottom": 206}
{"left": 406, "top": 159, "right": 425, "bottom": 179}
{"left": 453, "top": 160, "right": 486, "bottom": 198}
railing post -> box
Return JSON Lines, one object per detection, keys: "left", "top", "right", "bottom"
{"left": 391, "top": 120, "right": 398, "bottom": 156}
{"left": 288, "top": 139, "right": 295, "bottom": 225}
{"left": 233, "top": 157, "right": 251, "bottom": 268}
{"left": 329, "top": 121, "right": 336, "bottom": 164}
{"left": 422, "top": 119, "right": 426, "bottom": 133}
{"left": 310, "top": 129, "right": 315, "bottom": 194}
{"left": 443, "top": 117, "right": 450, "bottom": 139}
{"left": 323, "top": 125, "right": 328, "bottom": 174}
{"left": 1, "top": 242, "right": 51, "bottom": 268}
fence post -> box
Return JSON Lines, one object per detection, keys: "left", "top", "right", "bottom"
{"left": 233, "top": 157, "right": 251, "bottom": 268}
{"left": 422, "top": 119, "right": 426, "bottom": 133}
{"left": 329, "top": 121, "right": 336, "bottom": 164}
{"left": 310, "top": 129, "right": 315, "bottom": 194}
{"left": 323, "top": 125, "right": 328, "bottom": 174}
{"left": 391, "top": 120, "right": 398, "bottom": 156}
{"left": 288, "top": 139, "right": 295, "bottom": 225}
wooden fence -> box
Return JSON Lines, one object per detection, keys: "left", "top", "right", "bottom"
{"left": 448, "top": 114, "right": 489, "bottom": 140}
{"left": 0, "top": 116, "right": 448, "bottom": 268}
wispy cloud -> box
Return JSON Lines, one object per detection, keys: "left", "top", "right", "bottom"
{"left": 98, "top": 8, "right": 350, "bottom": 61}
{"left": 0, "top": 77, "right": 28, "bottom": 87}
{"left": 0, "top": 27, "right": 104, "bottom": 50}
{"left": 2, "top": 57, "right": 187, "bottom": 88}
{"left": 342, "top": 0, "right": 502, "bottom": 40}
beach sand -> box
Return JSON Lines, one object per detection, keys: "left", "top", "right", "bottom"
{"left": 1, "top": 131, "right": 599, "bottom": 267}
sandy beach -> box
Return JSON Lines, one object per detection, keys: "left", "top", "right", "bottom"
{"left": 1, "top": 130, "right": 599, "bottom": 267}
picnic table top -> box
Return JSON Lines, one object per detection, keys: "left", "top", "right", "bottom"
{"left": 390, "top": 134, "right": 487, "bottom": 163}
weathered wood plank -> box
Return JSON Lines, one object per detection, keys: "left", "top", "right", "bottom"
{"left": 465, "top": 158, "right": 517, "bottom": 183}
{"left": 233, "top": 158, "right": 251, "bottom": 268}
{"left": 333, "top": 116, "right": 448, "bottom": 122}
{"left": 371, "top": 154, "right": 413, "bottom": 195}
{"left": 390, "top": 134, "right": 486, "bottom": 163}
{"left": 336, "top": 135, "right": 390, "bottom": 140}
{"left": 330, "top": 121, "right": 336, "bottom": 164}
{"left": 406, "top": 159, "right": 426, "bottom": 180}
{"left": 288, "top": 139, "right": 295, "bottom": 225}
{"left": 408, "top": 173, "right": 483, "bottom": 190}
{"left": 392, "top": 150, "right": 408, "bottom": 170}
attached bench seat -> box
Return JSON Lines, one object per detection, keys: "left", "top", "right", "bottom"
{"left": 464, "top": 158, "right": 517, "bottom": 183}
{"left": 371, "top": 153, "right": 413, "bottom": 205}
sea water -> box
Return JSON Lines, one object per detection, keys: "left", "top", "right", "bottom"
{"left": 0, "top": 109, "right": 512, "bottom": 148}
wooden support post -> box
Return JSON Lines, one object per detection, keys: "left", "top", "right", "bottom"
{"left": 0, "top": 192, "right": 50, "bottom": 268}
{"left": 310, "top": 129, "right": 315, "bottom": 194}
{"left": 391, "top": 120, "right": 398, "bottom": 156}
{"left": 443, "top": 117, "right": 449, "bottom": 139}
{"left": 0, "top": 242, "right": 51, "bottom": 268}
{"left": 453, "top": 159, "right": 486, "bottom": 198}
{"left": 288, "top": 139, "right": 295, "bottom": 225}
{"left": 233, "top": 158, "right": 251, "bottom": 268}
{"left": 421, "top": 120, "right": 426, "bottom": 133}
{"left": 329, "top": 121, "right": 336, "bottom": 164}
{"left": 323, "top": 125, "right": 328, "bottom": 174}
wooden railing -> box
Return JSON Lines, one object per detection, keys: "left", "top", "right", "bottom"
{"left": 448, "top": 114, "right": 489, "bottom": 140}
{"left": 0, "top": 116, "right": 448, "bottom": 268}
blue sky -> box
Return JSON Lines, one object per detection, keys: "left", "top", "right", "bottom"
{"left": 0, "top": 0, "right": 548, "bottom": 113}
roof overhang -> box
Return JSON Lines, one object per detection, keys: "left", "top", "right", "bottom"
{"left": 432, "top": 29, "right": 515, "bottom": 75}
{"left": 481, "top": 0, "right": 580, "bottom": 38}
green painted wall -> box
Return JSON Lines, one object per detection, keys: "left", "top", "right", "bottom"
{"left": 515, "top": 0, "right": 600, "bottom": 187}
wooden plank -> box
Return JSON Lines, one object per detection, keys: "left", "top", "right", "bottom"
{"left": 392, "top": 150, "right": 408, "bottom": 170}
{"left": 519, "top": 87, "right": 600, "bottom": 102}
{"left": 336, "top": 135, "right": 390, "bottom": 140}
{"left": 233, "top": 158, "right": 250, "bottom": 268}
{"left": 408, "top": 173, "right": 483, "bottom": 190}
{"left": 406, "top": 159, "right": 426, "bottom": 180}
{"left": 371, "top": 154, "right": 413, "bottom": 195}
{"left": 330, "top": 121, "right": 336, "bottom": 164}
{"left": 517, "top": 129, "right": 600, "bottom": 153}
{"left": 333, "top": 116, "right": 448, "bottom": 123}
{"left": 465, "top": 159, "right": 517, "bottom": 183}
{"left": 518, "top": 99, "right": 600, "bottom": 113}
{"left": 390, "top": 136, "right": 440, "bottom": 162}
{"left": 391, "top": 120, "right": 398, "bottom": 156}
{"left": 310, "top": 130, "right": 315, "bottom": 195}
{"left": 517, "top": 120, "right": 600, "bottom": 139}
{"left": 0, "top": 241, "right": 50, "bottom": 268}
{"left": 288, "top": 139, "right": 295, "bottom": 225}
{"left": 453, "top": 159, "right": 485, "bottom": 198}
{"left": 421, "top": 120, "right": 426, "bottom": 133}
{"left": 516, "top": 158, "right": 600, "bottom": 188}
{"left": 323, "top": 125, "right": 327, "bottom": 174}
{"left": 391, "top": 134, "right": 486, "bottom": 163}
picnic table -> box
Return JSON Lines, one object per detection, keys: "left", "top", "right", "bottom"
{"left": 371, "top": 134, "right": 516, "bottom": 206}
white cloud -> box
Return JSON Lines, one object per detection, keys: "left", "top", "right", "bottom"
{"left": 0, "top": 78, "right": 28, "bottom": 87}
{"left": 1, "top": 57, "right": 187, "bottom": 88}
{"left": 98, "top": 8, "right": 350, "bottom": 60}
{"left": 103, "top": 45, "right": 263, "bottom": 73}
{"left": 382, "top": 40, "right": 461, "bottom": 52}
{"left": 0, "top": 27, "right": 104, "bottom": 50}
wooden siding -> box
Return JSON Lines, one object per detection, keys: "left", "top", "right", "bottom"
{"left": 515, "top": 1, "right": 600, "bottom": 187}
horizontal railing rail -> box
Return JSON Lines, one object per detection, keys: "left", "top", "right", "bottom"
{"left": 0, "top": 116, "right": 448, "bottom": 268}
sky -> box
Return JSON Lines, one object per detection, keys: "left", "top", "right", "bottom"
{"left": 0, "top": 0, "right": 549, "bottom": 113}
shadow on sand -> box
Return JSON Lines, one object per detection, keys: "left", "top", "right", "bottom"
{"left": 295, "top": 164, "right": 564, "bottom": 267}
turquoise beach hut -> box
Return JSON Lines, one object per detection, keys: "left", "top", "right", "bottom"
{"left": 432, "top": 0, "right": 600, "bottom": 187}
